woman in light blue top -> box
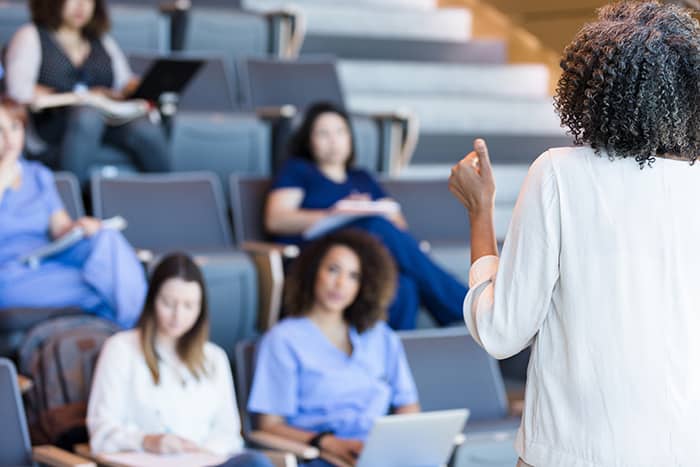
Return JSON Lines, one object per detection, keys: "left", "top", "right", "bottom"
{"left": 0, "top": 96, "right": 145, "bottom": 327}
{"left": 248, "top": 229, "right": 420, "bottom": 466}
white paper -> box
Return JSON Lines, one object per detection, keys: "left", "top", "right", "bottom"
{"left": 303, "top": 200, "right": 401, "bottom": 240}
{"left": 97, "top": 451, "right": 226, "bottom": 467}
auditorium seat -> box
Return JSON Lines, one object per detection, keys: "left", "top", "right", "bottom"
{"left": 0, "top": 358, "right": 95, "bottom": 466}
{"left": 399, "top": 328, "right": 520, "bottom": 467}
{"left": 0, "top": 2, "right": 27, "bottom": 49}
{"left": 90, "top": 172, "right": 262, "bottom": 358}
{"left": 54, "top": 172, "right": 85, "bottom": 220}
{"left": 229, "top": 175, "right": 291, "bottom": 332}
{"left": 241, "top": 57, "right": 410, "bottom": 173}
{"left": 380, "top": 177, "right": 472, "bottom": 283}
{"left": 109, "top": 5, "right": 170, "bottom": 54}
{"left": 169, "top": 112, "right": 272, "bottom": 193}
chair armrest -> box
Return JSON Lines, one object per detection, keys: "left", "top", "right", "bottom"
{"left": 256, "top": 105, "right": 298, "bottom": 120}
{"left": 158, "top": 0, "right": 190, "bottom": 13}
{"left": 241, "top": 242, "right": 288, "bottom": 331}
{"left": 247, "top": 431, "right": 319, "bottom": 460}
{"left": 242, "top": 241, "right": 299, "bottom": 259}
{"left": 135, "top": 248, "right": 155, "bottom": 265}
{"left": 260, "top": 449, "right": 298, "bottom": 467}
{"left": 262, "top": 8, "right": 306, "bottom": 58}
{"left": 32, "top": 445, "right": 96, "bottom": 467}
{"left": 350, "top": 110, "right": 420, "bottom": 174}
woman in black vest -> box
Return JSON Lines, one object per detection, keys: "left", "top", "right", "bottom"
{"left": 4, "top": 0, "right": 169, "bottom": 185}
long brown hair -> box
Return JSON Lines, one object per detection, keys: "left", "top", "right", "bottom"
{"left": 137, "top": 253, "right": 209, "bottom": 384}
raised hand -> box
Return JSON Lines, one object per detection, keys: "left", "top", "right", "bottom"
{"left": 448, "top": 138, "right": 496, "bottom": 218}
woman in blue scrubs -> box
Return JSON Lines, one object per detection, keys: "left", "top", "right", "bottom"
{"left": 248, "top": 230, "right": 420, "bottom": 466}
{"left": 265, "top": 102, "right": 468, "bottom": 330}
{"left": 0, "top": 97, "right": 146, "bottom": 327}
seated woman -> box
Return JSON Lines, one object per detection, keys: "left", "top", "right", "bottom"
{"left": 265, "top": 102, "right": 468, "bottom": 329}
{"left": 87, "top": 253, "right": 273, "bottom": 467}
{"left": 248, "top": 230, "right": 420, "bottom": 466}
{"left": 4, "top": 0, "right": 169, "bottom": 185}
{"left": 0, "top": 96, "right": 145, "bottom": 328}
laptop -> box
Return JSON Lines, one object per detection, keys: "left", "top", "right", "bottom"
{"left": 130, "top": 57, "right": 204, "bottom": 102}
{"left": 356, "top": 409, "right": 470, "bottom": 467}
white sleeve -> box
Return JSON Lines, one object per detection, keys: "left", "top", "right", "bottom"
{"left": 101, "top": 35, "right": 133, "bottom": 92}
{"left": 5, "top": 24, "right": 41, "bottom": 103}
{"left": 87, "top": 335, "right": 145, "bottom": 453}
{"left": 463, "top": 151, "right": 561, "bottom": 359}
{"left": 200, "top": 347, "right": 245, "bottom": 457}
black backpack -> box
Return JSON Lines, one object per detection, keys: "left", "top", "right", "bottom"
{"left": 17, "top": 315, "right": 120, "bottom": 449}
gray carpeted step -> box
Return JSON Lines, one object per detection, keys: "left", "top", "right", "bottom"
{"left": 339, "top": 61, "right": 550, "bottom": 98}
{"left": 347, "top": 95, "right": 564, "bottom": 134}
{"left": 242, "top": 0, "right": 437, "bottom": 9}
{"left": 302, "top": 36, "right": 507, "bottom": 64}
{"left": 243, "top": 2, "right": 472, "bottom": 41}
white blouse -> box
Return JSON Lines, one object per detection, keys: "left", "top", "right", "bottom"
{"left": 464, "top": 147, "right": 700, "bottom": 467}
{"left": 87, "top": 330, "right": 244, "bottom": 457}
{"left": 5, "top": 24, "right": 133, "bottom": 103}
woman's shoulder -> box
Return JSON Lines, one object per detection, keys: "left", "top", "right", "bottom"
{"left": 261, "top": 317, "right": 311, "bottom": 347}
{"left": 203, "top": 341, "right": 229, "bottom": 366}
{"left": 11, "top": 24, "right": 40, "bottom": 45}
{"left": 21, "top": 159, "right": 54, "bottom": 185}
{"left": 358, "top": 321, "right": 400, "bottom": 347}
{"left": 102, "top": 329, "right": 141, "bottom": 356}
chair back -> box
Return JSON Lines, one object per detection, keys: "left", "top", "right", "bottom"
{"left": 233, "top": 338, "right": 258, "bottom": 435}
{"left": 399, "top": 328, "right": 509, "bottom": 421}
{"left": 170, "top": 113, "right": 271, "bottom": 188}
{"left": 0, "top": 358, "right": 32, "bottom": 466}
{"left": 54, "top": 172, "right": 84, "bottom": 220}
{"left": 91, "top": 172, "right": 232, "bottom": 251}
{"left": 0, "top": 3, "right": 28, "bottom": 50}
{"left": 382, "top": 178, "right": 470, "bottom": 245}
{"left": 229, "top": 175, "right": 271, "bottom": 245}
{"left": 110, "top": 5, "right": 170, "bottom": 54}
{"left": 241, "top": 57, "right": 345, "bottom": 112}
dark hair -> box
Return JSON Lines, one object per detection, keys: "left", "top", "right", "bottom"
{"left": 0, "top": 96, "right": 28, "bottom": 127}
{"left": 554, "top": 1, "right": 700, "bottom": 166}
{"left": 288, "top": 101, "right": 356, "bottom": 167}
{"left": 30, "top": 0, "right": 110, "bottom": 39}
{"left": 137, "top": 253, "right": 209, "bottom": 384}
{"left": 284, "top": 229, "right": 397, "bottom": 333}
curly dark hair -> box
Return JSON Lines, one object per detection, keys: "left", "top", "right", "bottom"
{"left": 30, "top": 0, "right": 111, "bottom": 39}
{"left": 284, "top": 229, "right": 397, "bottom": 333}
{"left": 288, "top": 101, "right": 356, "bottom": 168}
{"left": 554, "top": 1, "right": 700, "bottom": 166}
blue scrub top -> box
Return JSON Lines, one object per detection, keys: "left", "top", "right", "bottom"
{"left": 270, "top": 158, "right": 387, "bottom": 244}
{"left": 0, "top": 159, "right": 64, "bottom": 265}
{"left": 248, "top": 317, "right": 418, "bottom": 440}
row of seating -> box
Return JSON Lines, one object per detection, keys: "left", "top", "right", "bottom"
{"left": 42, "top": 166, "right": 525, "bottom": 351}
{"left": 0, "top": 325, "right": 520, "bottom": 467}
